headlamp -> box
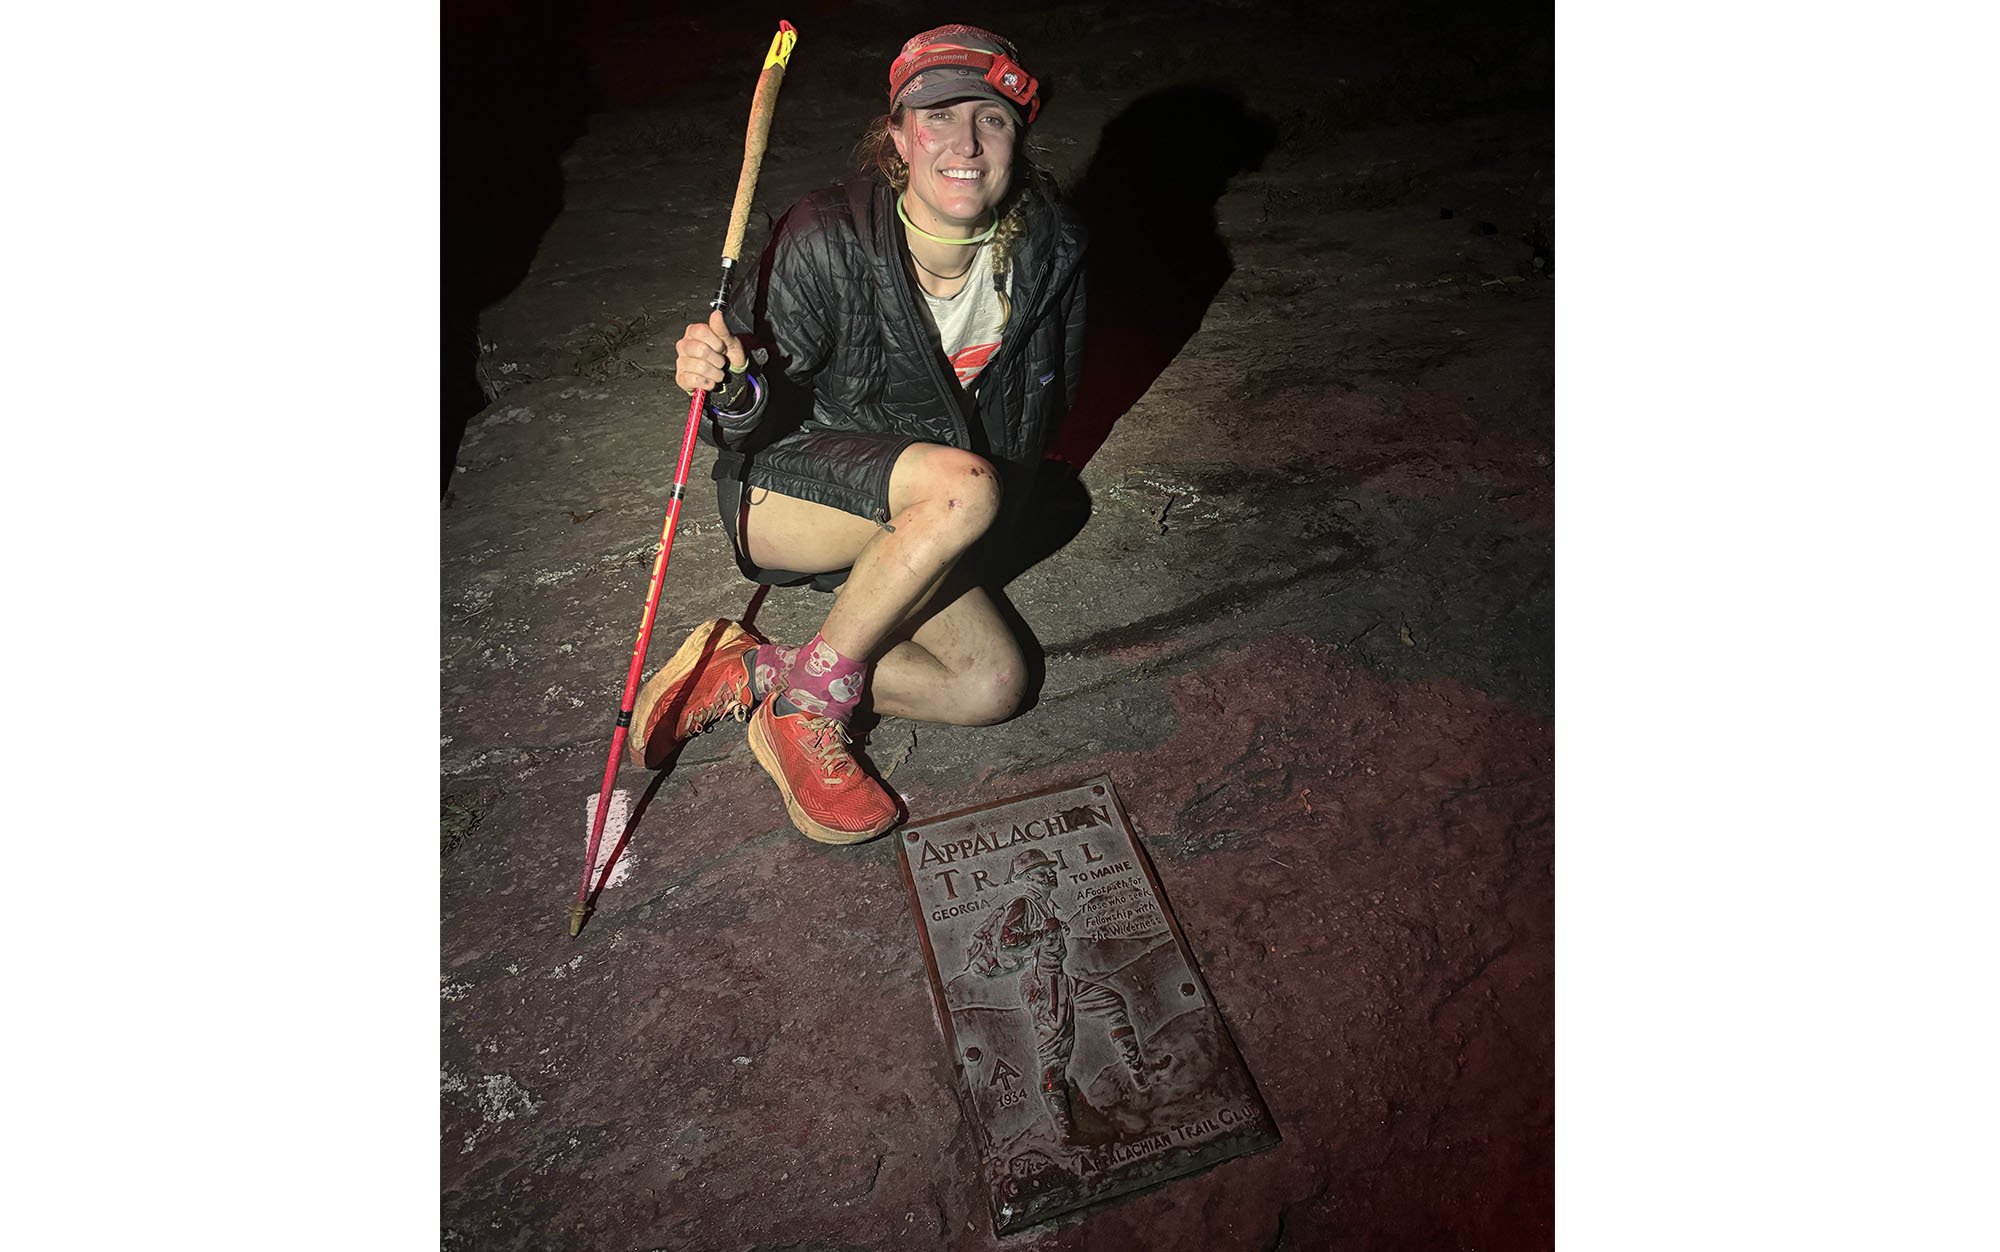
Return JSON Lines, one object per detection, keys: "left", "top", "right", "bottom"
{"left": 890, "top": 43, "right": 1042, "bottom": 124}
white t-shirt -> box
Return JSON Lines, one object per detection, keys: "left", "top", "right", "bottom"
{"left": 916, "top": 241, "right": 1010, "bottom": 389}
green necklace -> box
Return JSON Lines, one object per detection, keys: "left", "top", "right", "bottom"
{"left": 896, "top": 191, "right": 997, "bottom": 246}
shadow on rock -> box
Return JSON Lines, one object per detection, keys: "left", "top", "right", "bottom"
{"left": 986, "top": 461, "right": 1094, "bottom": 589}
{"left": 975, "top": 461, "right": 1095, "bottom": 716}
{"left": 1051, "top": 84, "right": 1277, "bottom": 471}
{"left": 441, "top": 0, "right": 594, "bottom": 494}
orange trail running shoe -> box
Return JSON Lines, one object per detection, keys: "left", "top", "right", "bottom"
{"left": 748, "top": 693, "right": 901, "bottom": 844}
{"left": 627, "top": 619, "right": 765, "bottom": 770}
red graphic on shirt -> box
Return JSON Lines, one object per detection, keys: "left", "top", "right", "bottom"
{"left": 949, "top": 341, "right": 1000, "bottom": 385}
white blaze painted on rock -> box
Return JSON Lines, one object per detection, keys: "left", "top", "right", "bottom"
{"left": 583, "top": 790, "right": 636, "bottom": 888}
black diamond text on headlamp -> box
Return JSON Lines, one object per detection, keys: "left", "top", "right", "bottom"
{"left": 892, "top": 45, "right": 1041, "bottom": 123}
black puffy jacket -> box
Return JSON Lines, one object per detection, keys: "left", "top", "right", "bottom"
{"left": 704, "top": 168, "right": 1087, "bottom": 531}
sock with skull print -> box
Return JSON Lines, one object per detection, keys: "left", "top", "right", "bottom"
{"left": 748, "top": 643, "right": 798, "bottom": 701}
{"left": 777, "top": 632, "right": 866, "bottom": 724}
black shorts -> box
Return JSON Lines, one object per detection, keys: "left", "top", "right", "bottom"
{"left": 714, "top": 429, "right": 923, "bottom": 592}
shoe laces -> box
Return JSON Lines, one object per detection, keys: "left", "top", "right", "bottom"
{"left": 800, "top": 714, "right": 859, "bottom": 782}
{"left": 688, "top": 656, "right": 759, "bottom": 735}
{"left": 691, "top": 692, "right": 750, "bottom": 733}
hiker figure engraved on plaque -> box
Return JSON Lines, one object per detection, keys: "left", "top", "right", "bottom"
{"left": 899, "top": 776, "right": 1280, "bottom": 1234}
{"left": 963, "top": 847, "right": 1174, "bottom": 1145}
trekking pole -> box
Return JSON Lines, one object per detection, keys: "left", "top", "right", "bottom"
{"left": 570, "top": 19, "right": 799, "bottom": 938}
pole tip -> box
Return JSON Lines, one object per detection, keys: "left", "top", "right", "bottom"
{"left": 568, "top": 900, "right": 591, "bottom": 938}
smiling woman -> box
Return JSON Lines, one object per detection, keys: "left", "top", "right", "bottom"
{"left": 629, "top": 25, "right": 1089, "bottom": 848}
{"left": 896, "top": 101, "right": 1018, "bottom": 235}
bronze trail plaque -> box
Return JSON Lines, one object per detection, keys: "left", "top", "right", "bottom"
{"left": 897, "top": 775, "right": 1281, "bottom": 1235}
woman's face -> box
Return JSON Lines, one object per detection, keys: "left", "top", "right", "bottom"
{"left": 892, "top": 100, "right": 1018, "bottom": 236}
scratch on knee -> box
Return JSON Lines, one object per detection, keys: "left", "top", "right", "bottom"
{"left": 947, "top": 498, "right": 962, "bottom": 510}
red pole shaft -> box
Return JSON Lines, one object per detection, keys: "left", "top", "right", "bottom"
{"left": 576, "top": 386, "right": 707, "bottom": 910}
{"left": 569, "top": 20, "right": 795, "bottom": 934}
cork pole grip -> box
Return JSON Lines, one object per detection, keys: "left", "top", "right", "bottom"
{"left": 722, "top": 22, "right": 798, "bottom": 264}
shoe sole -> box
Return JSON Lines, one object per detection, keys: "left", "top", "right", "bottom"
{"left": 748, "top": 707, "right": 898, "bottom": 845}
{"left": 627, "top": 620, "right": 751, "bottom": 770}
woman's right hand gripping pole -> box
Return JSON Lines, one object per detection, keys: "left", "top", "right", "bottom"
{"left": 675, "top": 309, "right": 748, "bottom": 398}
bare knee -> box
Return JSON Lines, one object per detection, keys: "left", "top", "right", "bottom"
{"left": 950, "top": 658, "right": 1026, "bottom": 726}
{"left": 933, "top": 451, "right": 1001, "bottom": 535}
{"left": 897, "top": 446, "right": 1002, "bottom": 538}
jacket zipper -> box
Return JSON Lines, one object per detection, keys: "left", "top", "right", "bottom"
{"left": 893, "top": 233, "right": 977, "bottom": 449}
